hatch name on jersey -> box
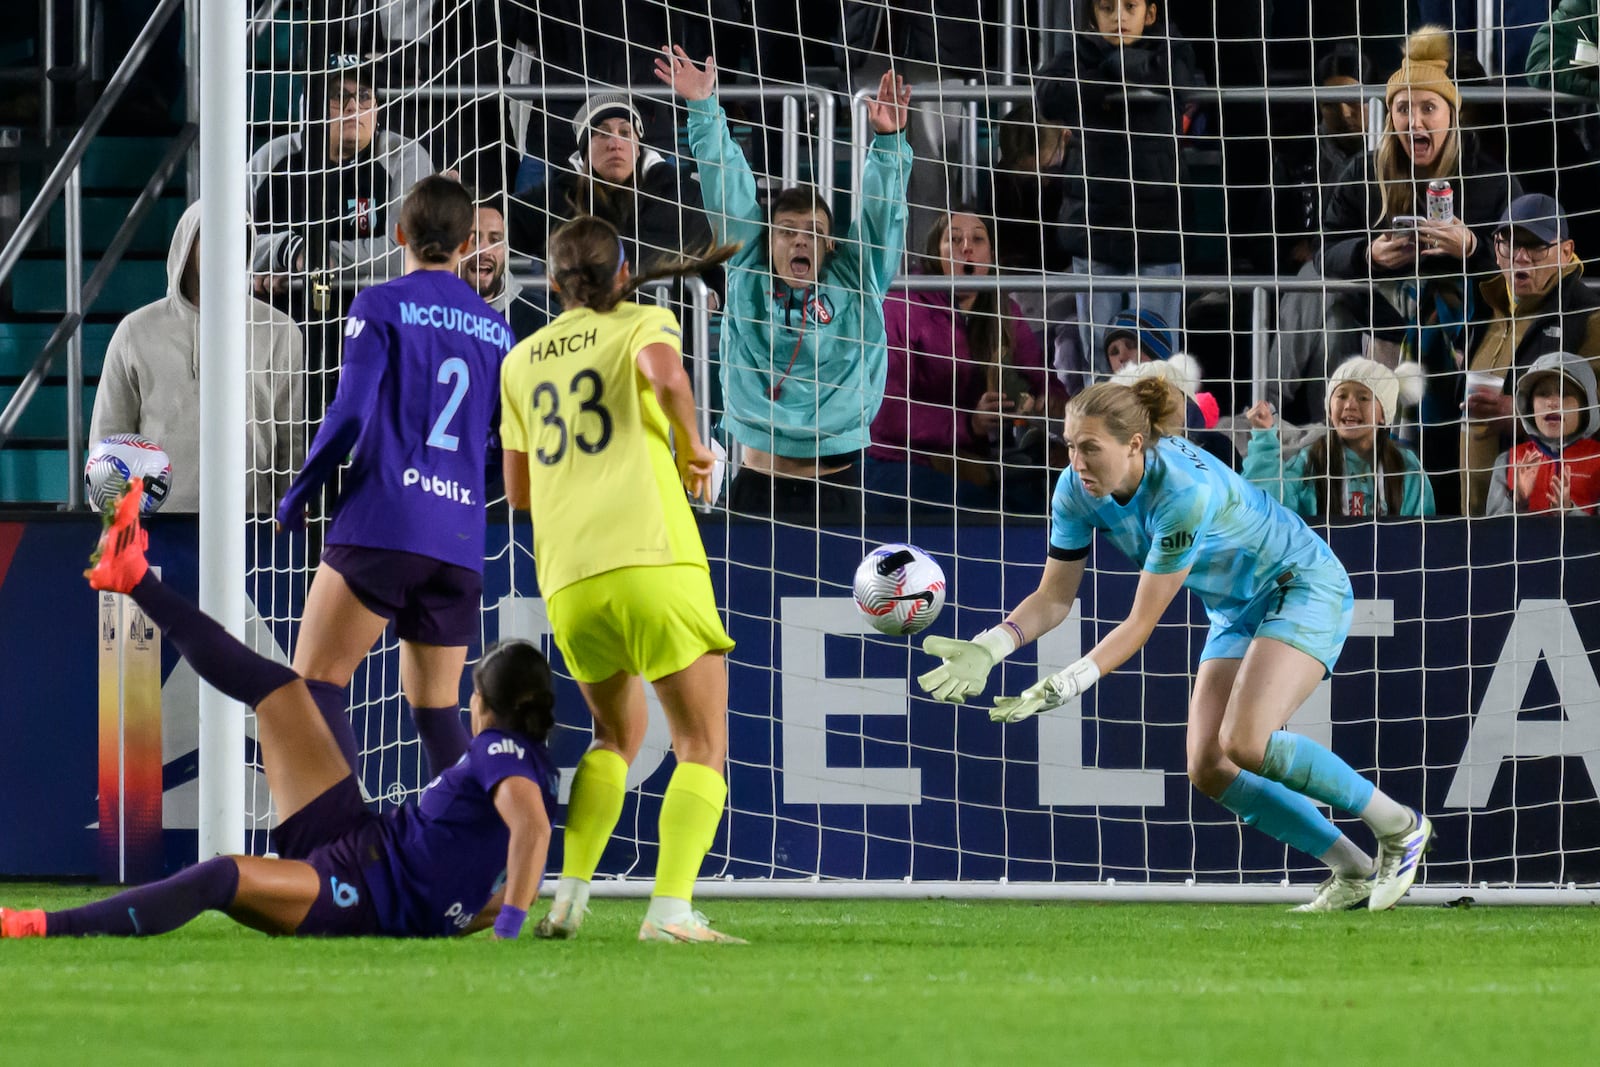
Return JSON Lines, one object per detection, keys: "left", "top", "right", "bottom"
{"left": 398, "top": 301, "right": 514, "bottom": 349}
{"left": 402, "top": 467, "right": 474, "bottom": 505}
{"left": 529, "top": 328, "right": 598, "bottom": 362}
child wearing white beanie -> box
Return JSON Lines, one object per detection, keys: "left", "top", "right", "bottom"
{"left": 1243, "top": 358, "right": 1436, "bottom": 517}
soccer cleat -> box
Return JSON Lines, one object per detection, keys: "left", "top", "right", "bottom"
{"left": 1291, "top": 874, "right": 1372, "bottom": 912}
{"left": 532, "top": 899, "right": 586, "bottom": 940}
{"left": 1369, "top": 810, "right": 1434, "bottom": 911}
{"left": 0, "top": 908, "right": 46, "bottom": 938}
{"left": 638, "top": 910, "right": 747, "bottom": 945}
{"left": 84, "top": 476, "right": 150, "bottom": 593}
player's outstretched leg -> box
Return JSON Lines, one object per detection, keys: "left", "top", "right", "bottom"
{"left": 1, "top": 856, "right": 242, "bottom": 938}
{"left": 639, "top": 654, "right": 744, "bottom": 944}
{"left": 86, "top": 479, "right": 299, "bottom": 710}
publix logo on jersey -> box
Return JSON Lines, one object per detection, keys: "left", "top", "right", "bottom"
{"left": 401, "top": 466, "right": 474, "bottom": 505}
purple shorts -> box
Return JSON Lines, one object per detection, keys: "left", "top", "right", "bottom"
{"left": 321, "top": 544, "right": 483, "bottom": 646}
{"left": 272, "top": 775, "right": 386, "bottom": 937}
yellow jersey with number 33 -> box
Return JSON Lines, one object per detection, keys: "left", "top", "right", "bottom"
{"left": 500, "top": 302, "right": 709, "bottom": 597}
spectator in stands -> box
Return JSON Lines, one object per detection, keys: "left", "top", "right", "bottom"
{"left": 1487, "top": 352, "right": 1600, "bottom": 515}
{"left": 1103, "top": 309, "right": 1227, "bottom": 460}
{"left": 984, "top": 103, "right": 1073, "bottom": 276}
{"left": 1034, "top": 0, "right": 1205, "bottom": 362}
{"left": 1243, "top": 358, "right": 1434, "bottom": 518}
{"left": 1276, "top": 46, "right": 1371, "bottom": 272}
{"left": 307, "top": 0, "right": 513, "bottom": 194}
{"left": 1266, "top": 47, "right": 1372, "bottom": 429}
{"left": 90, "top": 202, "right": 304, "bottom": 514}
{"left": 1458, "top": 194, "right": 1600, "bottom": 515}
{"left": 866, "top": 207, "right": 1055, "bottom": 519}
{"left": 508, "top": 93, "right": 717, "bottom": 295}
{"left": 837, "top": 0, "right": 1006, "bottom": 248}
{"left": 1524, "top": 0, "right": 1600, "bottom": 255}
{"left": 1321, "top": 26, "right": 1520, "bottom": 514}
{"left": 1527, "top": 0, "right": 1600, "bottom": 97}
{"left": 249, "top": 59, "right": 435, "bottom": 294}
{"left": 458, "top": 202, "right": 550, "bottom": 340}
{"left": 659, "top": 47, "right": 913, "bottom": 524}
{"left": 983, "top": 103, "right": 1084, "bottom": 401}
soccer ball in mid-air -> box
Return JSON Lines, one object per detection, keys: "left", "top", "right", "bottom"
{"left": 84, "top": 434, "right": 171, "bottom": 514}
{"left": 853, "top": 543, "right": 947, "bottom": 636}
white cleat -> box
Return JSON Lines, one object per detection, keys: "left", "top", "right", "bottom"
{"left": 532, "top": 899, "right": 587, "bottom": 940}
{"left": 638, "top": 910, "right": 747, "bottom": 944}
{"left": 1291, "top": 873, "right": 1373, "bottom": 912}
{"left": 1369, "top": 811, "right": 1434, "bottom": 911}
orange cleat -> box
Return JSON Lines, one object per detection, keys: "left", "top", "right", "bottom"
{"left": 0, "top": 908, "right": 46, "bottom": 938}
{"left": 85, "top": 476, "right": 151, "bottom": 593}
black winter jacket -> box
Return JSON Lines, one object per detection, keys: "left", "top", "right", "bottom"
{"left": 1034, "top": 17, "right": 1205, "bottom": 268}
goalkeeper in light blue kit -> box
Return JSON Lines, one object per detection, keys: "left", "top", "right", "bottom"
{"left": 918, "top": 377, "right": 1433, "bottom": 911}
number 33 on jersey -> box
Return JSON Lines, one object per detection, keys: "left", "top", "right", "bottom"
{"left": 501, "top": 302, "right": 707, "bottom": 596}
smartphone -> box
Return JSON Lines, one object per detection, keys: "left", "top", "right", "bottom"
{"left": 1390, "top": 215, "right": 1426, "bottom": 234}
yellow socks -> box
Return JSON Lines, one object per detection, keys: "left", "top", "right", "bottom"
{"left": 652, "top": 761, "right": 727, "bottom": 903}
{"left": 560, "top": 747, "right": 629, "bottom": 881}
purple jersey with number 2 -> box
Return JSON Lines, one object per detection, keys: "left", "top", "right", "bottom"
{"left": 276, "top": 271, "right": 513, "bottom": 571}
{"left": 365, "top": 728, "right": 558, "bottom": 937}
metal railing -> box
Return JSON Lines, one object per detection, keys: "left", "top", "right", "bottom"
{"left": 850, "top": 81, "right": 1600, "bottom": 220}
{"left": 0, "top": 0, "right": 94, "bottom": 144}
{"left": 398, "top": 83, "right": 839, "bottom": 210}
{"left": 0, "top": 0, "right": 188, "bottom": 507}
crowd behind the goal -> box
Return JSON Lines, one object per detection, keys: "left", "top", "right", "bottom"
{"left": 91, "top": 1, "right": 1600, "bottom": 520}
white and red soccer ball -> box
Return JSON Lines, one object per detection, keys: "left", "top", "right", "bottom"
{"left": 853, "top": 543, "right": 947, "bottom": 636}
{"left": 84, "top": 434, "right": 171, "bottom": 514}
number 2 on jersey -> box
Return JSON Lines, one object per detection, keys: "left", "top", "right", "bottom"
{"left": 533, "top": 369, "right": 614, "bottom": 465}
{"left": 427, "top": 357, "right": 470, "bottom": 452}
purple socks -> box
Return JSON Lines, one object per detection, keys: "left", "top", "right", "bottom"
{"left": 410, "top": 704, "right": 470, "bottom": 779}
{"left": 46, "top": 856, "right": 241, "bottom": 937}
{"left": 127, "top": 573, "right": 297, "bottom": 709}
{"left": 305, "top": 679, "right": 361, "bottom": 774}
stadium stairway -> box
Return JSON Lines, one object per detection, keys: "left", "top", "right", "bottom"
{"left": 1, "top": 135, "right": 185, "bottom": 506}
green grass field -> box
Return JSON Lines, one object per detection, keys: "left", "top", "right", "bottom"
{"left": 2, "top": 886, "right": 1597, "bottom": 1065}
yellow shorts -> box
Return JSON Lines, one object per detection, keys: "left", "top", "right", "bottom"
{"left": 546, "top": 564, "right": 735, "bottom": 684}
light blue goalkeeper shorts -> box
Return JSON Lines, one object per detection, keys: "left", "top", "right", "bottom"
{"left": 1198, "top": 561, "right": 1354, "bottom": 676}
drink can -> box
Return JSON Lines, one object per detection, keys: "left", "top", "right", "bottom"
{"left": 1426, "top": 179, "right": 1454, "bottom": 223}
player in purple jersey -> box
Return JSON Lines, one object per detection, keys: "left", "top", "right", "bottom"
{"left": 1, "top": 480, "right": 555, "bottom": 941}
{"left": 274, "top": 176, "right": 515, "bottom": 785}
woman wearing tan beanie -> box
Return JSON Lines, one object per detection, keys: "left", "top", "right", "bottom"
{"left": 1321, "top": 25, "right": 1521, "bottom": 514}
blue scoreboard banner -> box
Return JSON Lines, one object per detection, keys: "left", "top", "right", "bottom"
{"left": 2, "top": 513, "right": 1597, "bottom": 885}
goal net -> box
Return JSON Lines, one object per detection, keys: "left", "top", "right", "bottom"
{"left": 237, "top": 1, "right": 1600, "bottom": 897}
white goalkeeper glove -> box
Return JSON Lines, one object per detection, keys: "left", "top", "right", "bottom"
{"left": 989, "top": 657, "right": 1102, "bottom": 724}
{"left": 916, "top": 626, "right": 1019, "bottom": 704}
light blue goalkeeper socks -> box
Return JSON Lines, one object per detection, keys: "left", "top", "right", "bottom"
{"left": 1258, "top": 730, "right": 1375, "bottom": 816}
{"left": 1216, "top": 768, "right": 1341, "bottom": 858}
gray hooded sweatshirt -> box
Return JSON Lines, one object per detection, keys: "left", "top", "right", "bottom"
{"left": 1486, "top": 350, "right": 1600, "bottom": 516}
{"left": 89, "top": 201, "right": 306, "bottom": 512}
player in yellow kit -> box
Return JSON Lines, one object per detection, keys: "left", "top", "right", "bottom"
{"left": 500, "top": 214, "right": 742, "bottom": 943}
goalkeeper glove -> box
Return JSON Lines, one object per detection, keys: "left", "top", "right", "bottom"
{"left": 989, "top": 657, "right": 1102, "bottom": 724}
{"left": 917, "top": 626, "right": 1019, "bottom": 704}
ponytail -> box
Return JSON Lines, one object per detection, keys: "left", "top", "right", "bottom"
{"left": 548, "top": 214, "right": 740, "bottom": 313}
